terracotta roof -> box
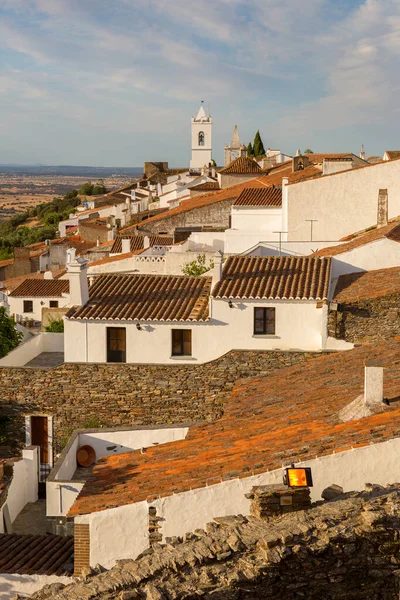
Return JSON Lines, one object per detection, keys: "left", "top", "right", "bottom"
{"left": 384, "top": 151, "right": 400, "bottom": 160}
{"left": 233, "top": 187, "right": 282, "bottom": 207}
{"left": 69, "top": 338, "right": 400, "bottom": 516}
{"left": 190, "top": 182, "right": 220, "bottom": 192}
{"left": 219, "top": 156, "right": 263, "bottom": 175}
{"left": 2, "top": 269, "right": 66, "bottom": 293}
{"left": 135, "top": 176, "right": 274, "bottom": 227}
{"left": 286, "top": 165, "right": 322, "bottom": 184}
{"left": 333, "top": 266, "right": 400, "bottom": 303}
{"left": 0, "top": 258, "right": 14, "bottom": 268}
{"left": 10, "top": 279, "right": 69, "bottom": 297}
{"left": 0, "top": 534, "right": 73, "bottom": 575}
{"left": 312, "top": 220, "right": 400, "bottom": 257}
{"left": 110, "top": 235, "right": 173, "bottom": 254}
{"left": 306, "top": 153, "right": 355, "bottom": 164}
{"left": 88, "top": 252, "right": 134, "bottom": 267}
{"left": 212, "top": 256, "right": 331, "bottom": 300}
{"left": 66, "top": 273, "right": 212, "bottom": 321}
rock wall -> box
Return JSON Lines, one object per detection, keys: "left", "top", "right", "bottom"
{"left": 30, "top": 483, "right": 400, "bottom": 600}
{"left": 0, "top": 350, "right": 315, "bottom": 456}
{"left": 328, "top": 294, "right": 400, "bottom": 343}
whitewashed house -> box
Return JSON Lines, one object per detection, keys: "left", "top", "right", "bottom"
{"left": 8, "top": 278, "right": 70, "bottom": 324}
{"left": 63, "top": 252, "right": 334, "bottom": 364}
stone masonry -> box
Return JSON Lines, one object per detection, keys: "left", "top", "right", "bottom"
{"left": 328, "top": 294, "right": 400, "bottom": 343}
{"left": 0, "top": 350, "right": 316, "bottom": 456}
{"left": 29, "top": 483, "right": 400, "bottom": 599}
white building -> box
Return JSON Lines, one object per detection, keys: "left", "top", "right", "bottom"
{"left": 64, "top": 253, "right": 336, "bottom": 364}
{"left": 190, "top": 103, "right": 212, "bottom": 171}
{"left": 8, "top": 277, "right": 70, "bottom": 324}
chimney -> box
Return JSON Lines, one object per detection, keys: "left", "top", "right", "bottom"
{"left": 96, "top": 236, "right": 100, "bottom": 247}
{"left": 67, "top": 254, "right": 89, "bottom": 306}
{"left": 43, "top": 271, "right": 53, "bottom": 280}
{"left": 121, "top": 238, "right": 131, "bottom": 254}
{"left": 212, "top": 251, "right": 223, "bottom": 285}
{"left": 364, "top": 362, "right": 383, "bottom": 408}
{"left": 143, "top": 236, "right": 150, "bottom": 249}
{"left": 377, "top": 189, "right": 388, "bottom": 228}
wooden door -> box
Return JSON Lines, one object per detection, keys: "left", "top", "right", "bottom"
{"left": 31, "top": 416, "right": 49, "bottom": 464}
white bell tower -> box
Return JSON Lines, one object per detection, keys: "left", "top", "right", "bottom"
{"left": 190, "top": 102, "right": 212, "bottom": 171}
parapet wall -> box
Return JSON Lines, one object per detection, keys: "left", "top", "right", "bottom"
{"left": 0, "top": 350, "right": 315, "bottom": 455}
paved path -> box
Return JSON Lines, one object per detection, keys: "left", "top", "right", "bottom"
{"left": 12, "top": 500, "right": 46, "bottom": 536}
{"left": 24, "top": 353, "right": 64, "bottom": 368}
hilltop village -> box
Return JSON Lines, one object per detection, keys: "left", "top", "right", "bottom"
{"left": 1, "top": 105, "right": 400, "bottom": 598}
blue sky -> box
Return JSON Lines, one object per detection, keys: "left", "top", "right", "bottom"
{"left": 0, "top": 0, "right": 399, "bottom": 167}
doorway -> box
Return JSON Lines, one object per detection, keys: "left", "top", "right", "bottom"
{"left": 107, "top": 327, "right": 126, "bottom": 363}
{"left": 28, "top": 416, "right": 52, "bottom": 486}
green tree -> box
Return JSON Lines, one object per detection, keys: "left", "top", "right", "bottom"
{"left": 304, "top": 148, "right": 314, "bottom": 154}
{"left": 92, "top": 184, "right": 107, "bottom": 195}
{"left": 253, "top": 130, "right": 266, "bottom": 157}
{"left": 0, "top": 307, "right": 23, "bottom": 358}
{"left": 78, "top": 182, "right": 94, "bottom": 196}
{"left": 247, "top": 142, "right": 254, "bottom": 157}
{"left": 45, "top": 318, "right": 64, "bottom": 333}
{"left": 182, "top": 254, "right": 214, "bottom": 277}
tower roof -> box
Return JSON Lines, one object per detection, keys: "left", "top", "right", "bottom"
{"left": 194, "top": 103, "right": 208, "bottom": 121}
{"left": 230, "top": 125, "right": 241, "bottom": 150}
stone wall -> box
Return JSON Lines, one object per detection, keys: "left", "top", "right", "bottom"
{"left": 30, "top": 483, "right": 400, "bottom": 599}
{"left": 138, "top": 198, "right": 234, "bottom": 235}
{"left": 0, "top": 350, "right": 315, "bottom": 456}
{"left": 328, "top": 294, "right": 400, "bottom": 343}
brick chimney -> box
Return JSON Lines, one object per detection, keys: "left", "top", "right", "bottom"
{"left": 377, "top": 189, "right": 388, "bottom": 228}
{"left": 67, "top": 249, "right": 89, "bottom": 306}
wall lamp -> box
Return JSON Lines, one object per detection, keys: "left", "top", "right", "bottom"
{"left": 136, "top": 323, "right": 142, "bottom": 331}
{"left": 228, "top": 300, "right": 233, "bottom": 308}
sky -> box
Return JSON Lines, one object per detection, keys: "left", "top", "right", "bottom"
{"left": 0, "top": 0, "right": 400, "bottom": 167}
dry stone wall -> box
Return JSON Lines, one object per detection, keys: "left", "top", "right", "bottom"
{"left": 0, "top": 350, "right": 315, "bottom": 455}
{"left": 328, "top": 294, "right": 400, "bottom": 343}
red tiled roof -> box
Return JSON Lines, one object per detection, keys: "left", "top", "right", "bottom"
{"left": 333, "top": 266, "right": 400, "bottom": 303}
{"left": 2, "top": 269, "right": 66, "bottom": 293}
{"left": 69, "top": 338, "right": 400, "bottom": 516}
{"left": 384, "top": 151, "right": 400, "bottom": 160}
{"left": 10, "top": 279, "right": 69, "bottom": 297}
{"left": 312, "top": 220, "right": 400, "bottom": 257}
{"left": 135, "top": 176, "right": 274, "bottom": 227}
{"left": 306, "top": 153, "right": 355, "bottom": 164}
{"left": 88, "top": 252, "right": 134, "bottom": 267}
{"left": 233, "top": 187, "right": 282, "bottom": 207}
{"left": 66, "top": 273, "right": 212, "bottom": 321}
{"left": 219, "top": 156, "right": 263, "bottom": 175}
{"left": 190, "top": 182, "right": 220, "bottom": 192}
{"left": 0, "top": 534, "right": 73, "bottom": 575}
{"left": 110, "top": 235, "right": 173, "bottom": 254}
{"left": 212, "top": 256, "right": 331, "bottom": 300}
{"left": 0, "top": 258, "right": 14, "bottom": 268}
{"left": 286, "top": 165, "right": 322, "bottom": 184}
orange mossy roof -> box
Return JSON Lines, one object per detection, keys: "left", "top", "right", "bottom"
{"left": 333, "top": 266, "right": 400, "bottom": 303}
{"left": 69, "top": 338, "right": 400, "bottom": 516}
{"left": 212, "top": 256, "right": 331, "bottom": 300}
{"left": 312, "top": 220, "right": 400, "bottom": 257}
{"left": 66, "top": 273, "right": 212, "bottom": 322}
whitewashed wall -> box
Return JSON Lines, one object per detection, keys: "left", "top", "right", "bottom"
{"left": 287, "top": 159, "right": 400, "bottom": 241}
{"left": 64, "top": 299, "right": 327, "bottom": 364}
{"left": 330, "top": 238, "right": 400, "bottom": 279}
{"left": 0, "top": 333, "right": 64, "bottom": 367}
{"left": 225, "top": 206, "right": 283, "bottom": 254}
{"left": 88, "top": 252, "right": 216, "bottom": 277}
{"left": 77, "top": 435, "right": 400, "bottom": 568}
{"left": 9, "top": 294, "right": 70, "bottom": 323}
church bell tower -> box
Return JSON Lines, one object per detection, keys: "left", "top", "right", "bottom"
{"left": 190, "top": 102, "right": 212, "bottom": 171}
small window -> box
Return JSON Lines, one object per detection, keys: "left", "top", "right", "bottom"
{"left": 172, "top": 329, "right": 192, "bottom": 356}
{"left": 23, "top": 300, "right": 33, "bottom": 313}
{"left": 49, "top": 300, "right": 59, "bottom": 308}
{"left": 107, "top": 327, "right": 126, "bottom": 363}
{"left": 254, "top": 307, "right": 275, "bottom": 335}
{"left": 198, "top": 131, "right": 205, "bottom": 146}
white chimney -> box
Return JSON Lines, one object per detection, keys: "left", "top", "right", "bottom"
{"left": 43, "top": 271, "right": 53, "bottom": 280}
{"left": 143, "top": 236, "right": 150, "bottom": 248}
{"left": 66, "top": 248, "right": 76, "bottom": 264}
{"left": 96, "top": 236, "right": 100, "bottom": 247}
{"left": 212, "top": 251, "right": 223, "bottom": 285}
{"left": 67, "top": 255, "right": 89, "bottom": 306}
{"left": 121, "top": 238, "right": 131, "bottom": 254}
{"left": 364, "top": 363, "right": 383, "bottom": 408}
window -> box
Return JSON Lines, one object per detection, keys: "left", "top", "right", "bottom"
{"left": 254, "top": 307, "right": 275, "bottom": 335}
{"left": 198, "top": 131, "right": 205, "bottom": 146}
{"left": 172, "top": 329, "right": 192, "bottom": 356}
{"left": 49, "top": 300, "right": 59, "bottom": 308}
{"left": 107, "top": 327, "right": 126, "bottom": 363}
{"left": 23, "top": 300, "right": 33, "bottom": 313}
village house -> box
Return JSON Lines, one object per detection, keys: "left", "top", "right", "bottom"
{"left": 63, "top": 252, "right": 335, "bottom": 365}
{"left": 217, "top": 156, "right": 263, "bottom": 189}
{"left": 8, "top": 277, "right": 70, "bottom": 324}
{"left": 66, "top": 338, "right": 400, "bottom": 571}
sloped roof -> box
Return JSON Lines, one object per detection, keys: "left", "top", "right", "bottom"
{"left": 10, "top": 279, "right": 69, "bottom": 298}
{"left": 110, "top": 235, "right": 173, "bottom": 254}
{"left": 66, "top": 273, "right": 212, "bottom": 321}
{"left": 212, "top": 256, "right": 331, "bottom": 300}
{"left": 0, "top": 258, "right": 14, "bottom": 268}
{"left": 233, "top": 187, "right": 282, "bottom": 207}
{"left": 219, "top": 156, "right": 263, "bottom": 175}
{"left": 2, "top": 269, "right": 66, "bottom": 293}
{"left": 312, "top": 220, "right": 400, "bottom": 257}
{"left": 0, "top": 534, "right": 74, "bottom": 575}
{"left": 135, "top": 176, "right": 274, "bottom": 227}
{"left": 384, "top": 151, "right": 400, "bottom": 160}
{"left": 190, "top": 182, "right": 220, "bottom": 192}
{"left": 69, "top": 338, "right": 400, "bottom": 516}
{"left": 333, "top": 266, "right": 400, "bottom": 303}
